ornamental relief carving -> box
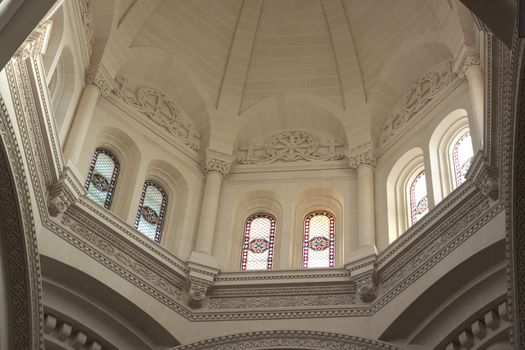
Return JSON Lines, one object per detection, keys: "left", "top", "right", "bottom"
{"left": 238, "top": 130, "right": 345, "bottom": 164}
{"left": 209, "top": 292, "right": 355, "bottom": 309}
{"left": 114, "top": 78, "right": 201, "bottom": 151}
{"left": 78, "top": 0, "right": 94, "bottom": 56}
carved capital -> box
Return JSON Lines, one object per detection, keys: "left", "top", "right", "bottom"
{"left": 469, "top": 153, "right": 499, "bottom": 200}
{"left": 14, "top": 20, "right": 53, "bottom": 59}
{"left": 454, "top": 46, "right": 481, "bottom": 78}
{"left": 188, "top": 276, "right": 213, "bottom": 308}
{"left": 47, "top": 167, "right": 86, "bottom": 217}
{"left": 205, "top": 149, "right": 233, "bottom": 175}
{"left": 86, "top": 65, "right": 114, "bottom": 97}
{"left": 346, "top": 142, "right": 376, "bottom": 169}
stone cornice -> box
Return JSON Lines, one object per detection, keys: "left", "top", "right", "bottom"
{"left": 204, "top": 148, "right": 233, "bottom": 175}
{"left": 346, "top": 142, "right": 376, "bottom": 169}
{"left": 14, "top": 20, "right": 52, "bottom": 59}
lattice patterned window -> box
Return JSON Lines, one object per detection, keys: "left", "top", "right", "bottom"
{"left": 303, "top": 211, "right": 335, "bottom": 268}
{"left": 84, "top": 149, "right": 119, "bottom": 209}
{"left": 410, "top": 170, "right": 428, "bottom": 225}
{"left": 134, "top": 181, "right": 167, "bottom": 243}
{"left": 240, "top": 214, "right": 276, "bottom": 270}
{"left": 452, "top": 131, "right": 474, "bottom": 187}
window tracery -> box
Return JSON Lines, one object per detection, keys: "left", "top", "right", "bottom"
{"left": 452, "top": 130, "right": 473, "bottom": 187}
{"left": 134, "top": 181, "right": 167, "bottom": 243}
{"left": 84, "top": 148, "right": 119, "bottom": 209}
{"left": 410, "top": 170, "right": 428, "bottom": 225}
{"left": 303, "top": 211, "right": 335, "bottom": 268}
{"left": 240, "top": 214, "right": 276, "bottom": 270}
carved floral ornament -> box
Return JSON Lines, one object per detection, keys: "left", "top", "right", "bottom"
{"left": 114, "top": 78, "right": 201, "bottom": 151}
{"left": 381, "top": 48, "right": 481, "bottom": 145}
{"left": 205, "top": 149, "right": 233, "bottom": 175}
{"left": 238, "top": 130, "right": 345, "bottom": 164}
{"left": 14, "top": 20, "right": 53, "bottom": 59}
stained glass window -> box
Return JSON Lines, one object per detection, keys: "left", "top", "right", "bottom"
{"left": 410, "top": 170, "right": 428, "bottom": 225}
{"left": 134, "top": 181, "right": 167, "bottom": 243}
{"left": 84, "top": 149, "right": 119, "bottom": 209}
{"left": 303, "top": 211, "right": 335, "bottom": 268}
{"left": 240, "top": 214, "right": 276, "bottom": 270}
{"left": 453, "top": 131, "right": 474, "bottom": 187}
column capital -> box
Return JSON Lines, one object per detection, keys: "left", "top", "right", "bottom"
{"left": 204, "top": 148, "right": 233, "bottom": 176}
{"left": 14, "top": 20, "right": 53, "bottom": 59}
{"left": 346, "top": 142, "right": 376, "bottom": 170}
{"left": 85, "top": 64, "right": 114, "bottom": 97}
{"left": 454, "top": 46, "right": 481, "bottom": 78}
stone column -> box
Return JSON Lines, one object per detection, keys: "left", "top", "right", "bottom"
{"left": 348, "top": 143, "right": 377, "bottom": 253}
{"left": 195, "top": 149, "right": 233, "bottom": 254}
{"left": 346, "top": 142, "right": 378, "bottom": 303}
{"left": 64, "top": 66, "right": 112, "bottom": 164}
{"left": 457, "top": 47, "right": 483, "bottom": 151}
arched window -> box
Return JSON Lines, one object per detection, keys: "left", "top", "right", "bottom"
{"left": 240, "top": 214, "right": 276, "bottom": 270}
{"left": 409, "top": 170, "right": 428, "bottom": 225}
{"left": 84, "top": 148, "right": 119, "bottom": 209}
{"left": 303, "top": 211, "right": 335, "bottom": 268}
{"left": 452, "top": 130, "right": 474, "bottom": 187}
{"left": 134, "top": 181, "right": 167, "bottom": 243}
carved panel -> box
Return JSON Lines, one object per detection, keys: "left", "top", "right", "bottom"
{"left": 114, "top": 78, "right": 200, "bottom": 150}
{"left": 238, "top": 130, "right": 345, "bottom": 164}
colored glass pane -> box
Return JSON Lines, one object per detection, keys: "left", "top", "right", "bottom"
{"left": 453, "top": 131, "right": 474, "bottom": 187}
{"left": 410, "top": 170, "right": 428, "bottom": 225}
{"left": 85, "top": 149, "right": 119, "bottom": 209}
{"left": 303, "top": 212, "right": 335, "bottom": 268}
{"left": 240, "top": 214, "right": 276, "bottom": 270}
{"left": 135, "top": 181, "right": 167, "bottom": 243}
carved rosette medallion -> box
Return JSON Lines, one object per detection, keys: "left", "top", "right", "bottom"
{"left": 239, "top": 130, "right": 345, "bottom": 164}
{"left": 205, "top": 149, "right": 233, "bottom": 175}
{"left": 347, "top": 142, "right": 376, "bottom": 169}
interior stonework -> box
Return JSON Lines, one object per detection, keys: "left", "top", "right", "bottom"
{"left": 0, "top": 0, "right": 523, "bottom": 349}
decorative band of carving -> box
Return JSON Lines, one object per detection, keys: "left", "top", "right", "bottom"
{"left": 347, "top": 142, "right": 376, "bottom": 169}
{"left": 44, "top": 314, "right": 103, "bottom": 350}
{"left": 171, "top": 330, "right": 404, "bottom": 350}
{"left": 454, "top": 46, "right": 482, "bottom": 78}
{"left": 205, "top": 149, "right": 233, "bottom": 175}
{"left": 86, "top": 65, "right": 114, "bottom": 97}
{"left": 14, "top": 20, "right": 52, "bottom": 59}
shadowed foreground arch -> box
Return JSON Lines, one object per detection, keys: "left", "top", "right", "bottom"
{"left": 172, "top": 330, "right": 404, "bottom": 350}
{"left": 0, "top": 96, "right": 44, "bottom": 348}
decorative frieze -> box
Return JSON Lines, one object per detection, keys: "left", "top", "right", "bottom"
{"left": 78, "top": 0, "right": 94, "bottom": 56}
{"left": 173, "top": 330, "right": 404, "bottom": 350}
{"left": 205, "top": 148, "right": 233, "bottom": 175}
{"left": 238, "top": 130, "right": 345, "bottom": 164}
{"left": 114, "top": 78, "right": 200, "bottom": 150}
{"left": 346, "top": 142, "right": 376, "bottom": 169}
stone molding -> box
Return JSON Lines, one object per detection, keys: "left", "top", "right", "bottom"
{"left": 85, "top": 64, "right": 114, "bottom": 97}
{"left": 238, "top": 129, "right": 345, "bottom": 164}
{"left": 205, "top": 148, "right": 233, "bottom": 175}
{"left": 346, "top": 142, "right": 376, "bottom": 169}
{"left": 78, "top": 0, "right": 94, "bottom": 57}
{"left": 171, "top": 330, "right": 404, "bottom": 350}
{"left": 468, "top": 152, "right": 499, "bottom": 201}
{"left": 48, "top": 166, "right": 86, "bottom": 217}
{"left": 44, "top": 313, "right": 102, "bottom": 350}
{"left": 0, "top": 96, "right": 44, "bottom": 348}
{"left": 114, "top": 78, "right": 201, "bottom": 151}
{"left": 14, "top": 20, "right": 52, "bottom": 59}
